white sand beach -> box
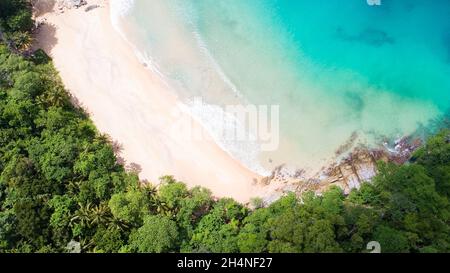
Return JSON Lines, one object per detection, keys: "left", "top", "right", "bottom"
{"left": 33, "top": 0, "right": 269, "bottom": 203}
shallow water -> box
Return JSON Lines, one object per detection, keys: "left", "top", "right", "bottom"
{"left": 111, "top": 0, "right": 450, "bottom": 175}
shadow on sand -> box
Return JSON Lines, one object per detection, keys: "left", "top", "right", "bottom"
{"left": 33, "top": 0, "right": 57, "bottom": 17}
{"left": 33, "top": 22, "right": 58, "bottom": 55}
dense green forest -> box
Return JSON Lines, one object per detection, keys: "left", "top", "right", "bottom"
{"left": 1, "top": 0, "right": 450, "bottom": 253}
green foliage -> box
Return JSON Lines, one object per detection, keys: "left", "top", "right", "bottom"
{"left": 4, "top": 9, "right": 33, "bottom": 33}
{"left": 238, "top": 208, "right": 271, "bottom": 253}
{"left": 1, "top": 4, "right": 450, "bottom": 252}
{"left": 48, "top": 195, "right": 74, "bottom": 245}
{"left": 0, "top": 0, "right": 33, "bottom": 51}
{"left": 128, "top": 215, "right": 179, "bottom": 253}
{"left": 92, "top": 227, "right": 124, "bottom": 253}
{"left": 412, "top": 129, "right": 450, "bottom": 197}
{"left": 31, "top": 49, "right": 51, "bottom": 65}
{"left": 4, "top": 31, "right": 32, "bottom": 51}
{"left": 266, "top": 192, "right": 343, "bottom": 253}
{"left": 189, "top": 198, "right": 247, "bottom": 253}
{"left": 173, "top": 186, "right": 213, "bottom": 248}
{"left": 373, "top": 225, "right": 410, "bottom": 253}
{"left": 158, "top": 176, "right": 189, "bottom": 211}
{"left": 109, "top": 188, "right": 149, "bottom": 226}
{"left": 0, "top": 37, "right": 137, "bottom": 252}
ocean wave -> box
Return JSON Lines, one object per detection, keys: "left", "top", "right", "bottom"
{"left": 109, "top": 0, "right": 134, "bottom": 27}
{"left": 191, "top": 31, "right": 244, "bottom": 99}
{"left": 107, "top": 1, "right": 267, "bottom": 176}
{"left": 108, "top": 0, "right": 170, "bottom": 85}
{"left": 107, "top": 1, "right": 267, "bottom": 177}
{"left": 181, "top": 98, "right": 271, "bottom": 176}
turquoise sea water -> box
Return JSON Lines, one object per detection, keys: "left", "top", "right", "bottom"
{"left": 113, "top": 0, "right": 450, "bottom": 175}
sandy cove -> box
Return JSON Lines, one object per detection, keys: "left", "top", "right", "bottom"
{"left": 33, "top": 0, "right": 271, "bottom": 203}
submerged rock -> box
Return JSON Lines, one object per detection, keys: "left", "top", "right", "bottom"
{"left": 336, "top": 27, "right": 395, "bottom": 47}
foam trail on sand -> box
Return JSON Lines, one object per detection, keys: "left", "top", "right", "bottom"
{"left": 108, "top": 0, "right": 269, "bottom": 177}
{"left": 180, "top": 98, "right": 271, "bottom": 176}
{"left": 109, "top": 0, "right": 450, "bottom": 179}
{"left": 110, "top": 0, "right": 134, "bottom": 25}
{"left": 108, "top": 0, "right": 271, "bottom": 176}
{"left": 109, "top": 0, "right": 170, "bottom": 85}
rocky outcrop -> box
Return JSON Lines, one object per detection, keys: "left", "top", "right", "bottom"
{"left": 317, "top": 148, "right": 386, "bottom": 194}
{"left": 57, "top": 0, "right": 87, "bottom": 11}
{"left": 262, "top": 135, "right": 424, "bottom": 202}
{"left": 386, "top": 136, "right": 422, "bottom": 164}
{"left": 260, "top": 164, "right": 305, "bottom": 186}
{"left": 296, "top": 136, "right": 422, "bottom": 196}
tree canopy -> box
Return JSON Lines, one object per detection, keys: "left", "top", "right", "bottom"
{"left": 1, "top": 2, "right": 450, "bottom": 253}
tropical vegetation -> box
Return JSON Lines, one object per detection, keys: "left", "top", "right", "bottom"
{"left": 1, "top": 0, "right": 449, "bottom": 253}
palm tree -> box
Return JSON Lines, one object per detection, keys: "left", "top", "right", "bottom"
{"left": 154, "top": 199, "right": 172, "bottom": 218}
{"left": 71, "top": 202, "right": 112, "bottom": 228}
{"left": 66, "top": 179, "right": 81, "bottom": 196}
{"left": 108, "top": 217, "right": 130, "bottom": 232}
{"left": 43, "top": 86, "right": 68, "bottom": 107}
{"left": 89, "top": 202, "right": 112, "bottom": 226}
{"left": 10, "top": 31, "right": 33, "bottom": 51}
{"left": 71, "top": 202, "right": 93, "bottom": 228}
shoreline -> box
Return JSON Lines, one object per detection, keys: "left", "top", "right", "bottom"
{"left": 33, "top": 0, "right": 276, "bottom": 203}
{"left": 31, "top": 0, "right": 431, "bottom": 204}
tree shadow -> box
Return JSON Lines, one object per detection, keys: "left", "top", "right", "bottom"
{"left": 69, "top": 95, "right": 84, "bottom": 110}
{"left": 126, "top": 163, "right": 142, "bottom": 175}
{"left": 111, "top": 140, "right": 124, "bottom": 155}
{"left": 68, "top": 94, "right": 93, "bottom": 118}
{"left": 33, "top": 22, "right": 58, "bottom": 54}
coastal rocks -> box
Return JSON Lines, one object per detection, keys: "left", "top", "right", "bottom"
{"left": 57, "top": 0, "right": 87, "bottom": 11}
{"left": 319, "top": 148, "right": 383, "bottom": 194}
{"left": 259, "top": 134, "right": 424, "bottom": 204}
{"left": 298, "top": 136, "right": 421, "bottom": 195}
{"left": 261, "top": 164, "right": 305, "bottom": 186}
{"left": 32, "top": 0, "right": 89, "bottom": 15}
{"left": 385, "top": 136, "right": 422, "bottom": 164}
{"left": 259, "top": 146, "right": 385, "bottom": 201}
{"left": 335, "top": 131, "right": 359, "bottom": 156}
{"left": 31, "top": 0, "right": 56, "bottom": 17}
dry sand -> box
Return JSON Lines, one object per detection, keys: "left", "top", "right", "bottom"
{"left": 33, "top": 0, "right": 272, "bottom": 203}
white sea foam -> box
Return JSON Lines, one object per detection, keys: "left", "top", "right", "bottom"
{"left": 192, "top": 31, "right": 244, "bottom": 99}
{"left": 109, "top": 0, "right": 133, "bottom": 36}
{"left": 110, "top": 0, "right": 134, "bottom": 23}
{"left": 167, "top": 2, "right": 270, "bottom": 173}
{"left": 107, "top": 0, "right": 268, "bottom": 176}
{"left": 109, "top": 0, "right": 171, "bottom": 86}
{"left": 180, "top": 98, "right": 271, "bottom": 176}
